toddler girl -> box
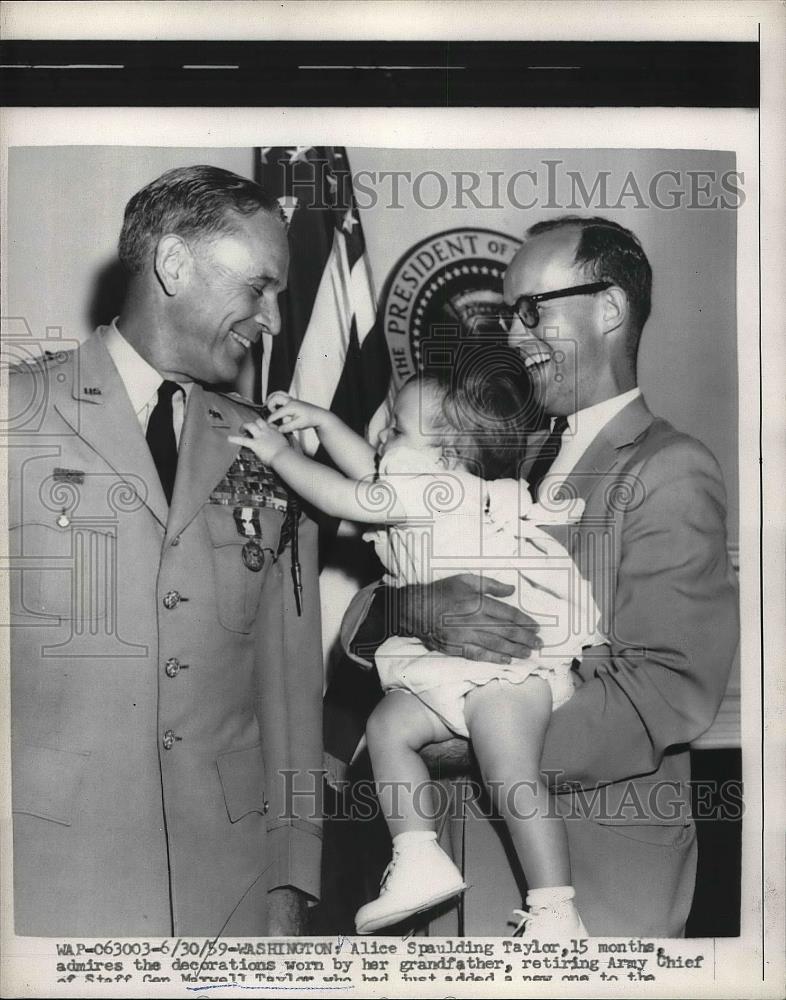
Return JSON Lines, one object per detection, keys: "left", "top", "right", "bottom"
{"left": 230, "top": 358, "right": 600, "bottom": 938}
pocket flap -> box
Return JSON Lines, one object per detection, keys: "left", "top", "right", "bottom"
{"left": 12, "top": 742, "right": 90, "bottom": 826}
{"left": 9, "top": 522, "right": 111, "bottom": 621}
{"left": 204, "top": 504, "right": 244, "bottom": 547}
{"left": 216, "top": 744, "right": 269, "bottom": 823}
{"left": 204, "top": 503, "right": 283, "bottom": 552}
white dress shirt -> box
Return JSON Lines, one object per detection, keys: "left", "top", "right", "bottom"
{"left": 541, "top": 387, "right": 642, "bottom": 497}
{"left": 103, "top": 319, "right": 192, "bottom": 447}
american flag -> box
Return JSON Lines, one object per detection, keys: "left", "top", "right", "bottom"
{"left": 252, "top": 145, "right": 392, "bottom": 459}
{"left": 251, "top": 147, "right": 391, "bottom": 790}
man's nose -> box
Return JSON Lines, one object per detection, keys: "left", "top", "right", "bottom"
{"left": 506, "top": 315, "right": 538, "bottom": 351}
{"left": 254, "top": 294, "right": 282, "bottom": 337}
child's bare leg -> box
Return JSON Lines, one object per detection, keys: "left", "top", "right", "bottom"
{"left": 365, "top": 689, "right": 454, "bottom": 838}
{"left": 464, "top": 677, "right": 571, "bottom": 887}
{"left": 356, "top": 690, "right": 466, "bottom": 934}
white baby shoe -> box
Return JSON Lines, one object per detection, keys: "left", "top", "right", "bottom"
{"left": 511, "top": 886, "right": 588, "bottom": 939}
{"left": 355, "top": 833, "right": 466, "bottom": 935}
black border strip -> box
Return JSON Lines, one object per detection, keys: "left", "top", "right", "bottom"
{"left": 0, "top": 40, "right": 759, "bottom": 107}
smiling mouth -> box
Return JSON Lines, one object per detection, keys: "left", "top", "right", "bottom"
{"left": 230, "top": 329, "right": 254, "bottom": 351}
{"left": 522, "top": 350, "right": 552, "bottom": 371}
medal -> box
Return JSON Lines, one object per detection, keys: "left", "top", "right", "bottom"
{"left": 230, "top": 504, "right": 269, "bottom": 572}
{"left": 242, "top": 539, "right": 266, "bottom": 572}
{"left": 234, "top": 506, "right": 261, "bottom": 538}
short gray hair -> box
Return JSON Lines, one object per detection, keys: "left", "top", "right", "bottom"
{"left": 118, "top": 164, "right": 284, "bottom": 274}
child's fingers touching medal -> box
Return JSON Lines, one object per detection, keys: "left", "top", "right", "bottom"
{"left": 264, "top": 390, "right": 292, "bottom": 413}
{"left": 228, "top": 417, "right": 290, "bottom": 465}
{"left": 266, "top": 394, "right": 333, "bottom": 433}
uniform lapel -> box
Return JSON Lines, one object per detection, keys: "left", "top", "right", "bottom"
{"left": 53, "top": 333, "right": 169, "bottom": 528}
{"left": 166, "top": 386, "right": 238, "bottom": 543}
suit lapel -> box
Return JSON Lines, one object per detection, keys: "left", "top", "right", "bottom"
{"left": 53, "top": 333, "right": 169, "bottom": 528}
{"left": 560, "top": 395, "right": 655, "bottom": 506}
{"left": 166, "top": 386, "right": 238, "bottom": 543}
{"left": 559, "top": 396, "right": 655, "bottom": 612}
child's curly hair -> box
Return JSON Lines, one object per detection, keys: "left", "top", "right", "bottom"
{"left": 414, "top": 344, "right": 543, "bottom": 480}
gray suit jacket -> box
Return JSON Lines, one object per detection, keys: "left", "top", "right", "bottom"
{"left": 536, "top": 396, "right": 738, "bottom": 818}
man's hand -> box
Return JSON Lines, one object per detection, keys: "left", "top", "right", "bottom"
{"left": 266, "top": 886, "right": 309, "bottom": 936}
{"left": 399, "top": 573, "right": 542, "bottom": 664}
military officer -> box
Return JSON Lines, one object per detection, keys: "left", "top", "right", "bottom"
{"left": 7, "top": 165, "right": 323, "bottom": 936}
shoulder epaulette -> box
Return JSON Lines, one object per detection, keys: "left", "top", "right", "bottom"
{"left": 216, "top": 389, "right": 269, "bottom": 413}
{"left": 7, "top": 349, "right": 72, "bottom": 375}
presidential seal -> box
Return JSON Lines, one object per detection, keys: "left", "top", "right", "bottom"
{"left": 380, "top": 228, "right": 522, "bottom": 384}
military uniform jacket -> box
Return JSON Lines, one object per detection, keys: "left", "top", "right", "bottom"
{"left": 8, "top": 331, "right": 323, "bottom": 937}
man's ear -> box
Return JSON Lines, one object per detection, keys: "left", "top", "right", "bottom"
{"left": 600, "top": 285, "right": 628, "bottom": 334}
{"left": 154, "top": 234, "right": 191, "bottom": 296}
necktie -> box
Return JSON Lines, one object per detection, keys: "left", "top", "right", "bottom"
{"left": 527, "top": 415, "right": 569, "bottom": 498}
{"left": 146, "top": 380, "right": 182, "bottom": 505}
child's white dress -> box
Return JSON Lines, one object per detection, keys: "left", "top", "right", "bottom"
{"left": 364, "top": 445, "right": 602, "bottom": 737}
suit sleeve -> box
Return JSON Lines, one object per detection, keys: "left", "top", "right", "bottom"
{"left": 256, "top": 511, "right": 324, "bottom": 900}
{"left": 339, "top": 581, "right": 389, "bottom": 670}
{"left": 540, "top": 438, "right": 739, "bottom": 787}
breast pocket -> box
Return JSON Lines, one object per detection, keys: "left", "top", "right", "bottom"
{"left": 8, "top": 521, "right": 113, "bottom": 624}
{"left": 204, "top": 504, "right": 284, "bottom": 633}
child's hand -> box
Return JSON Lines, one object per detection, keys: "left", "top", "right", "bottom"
{"left": 265, "top": 391, "right": 332, "bottom": 432}
{"left": 228, "top": 418, "right": 290, "bottom": 466}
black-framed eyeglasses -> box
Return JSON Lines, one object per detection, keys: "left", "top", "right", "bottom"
{"left": 504, "top": 281, "right": 613, "bottom": 330}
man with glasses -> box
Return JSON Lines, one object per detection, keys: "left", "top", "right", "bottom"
{"left": 8, "top": 166, "right": 323, "bottom": 936}
{"left": 342, "top": 215, "right": 738, "bottom": 935}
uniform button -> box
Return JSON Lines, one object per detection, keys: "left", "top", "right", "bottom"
{"left": 163, "top": 590, "right": 181, "bottom": 609}
{"left": 165, "top": 657, "right": 180, "bottom": 678}
{"left": 162, "top": 729, "right": 177, "bottom": 750}
{"left": 263, "top": 799, "right": 270, "bottom": 815}
{"left": 171, "top": 535, "right": 181, "bottom": 547}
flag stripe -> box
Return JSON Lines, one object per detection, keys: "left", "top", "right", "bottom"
{"left": 350, "top": 256, "right": 377, "bottom": 345}
{"left": 254, "top": 145, "right": 392, "bottom": 450}
{"left": 290, "top": 230, "right": 353, "bottom": 454}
